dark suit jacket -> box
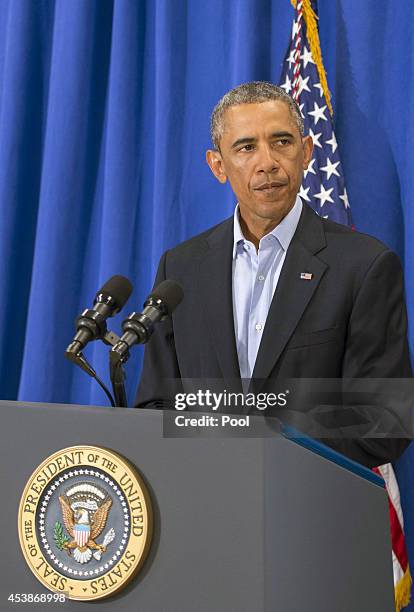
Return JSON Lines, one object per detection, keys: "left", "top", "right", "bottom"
{"left": 136, "top": 202, "right": 413, "bottom": 467}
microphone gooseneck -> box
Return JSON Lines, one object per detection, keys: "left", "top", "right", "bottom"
{"left": 111, "top": 280, "right": 184, "bottom": 364}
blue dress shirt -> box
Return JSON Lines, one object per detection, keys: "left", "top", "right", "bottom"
{"left": 232, "top": 196, "right": 303, "bottom": 381}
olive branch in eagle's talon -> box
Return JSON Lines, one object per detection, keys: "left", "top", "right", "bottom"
{"left": 53, "top": 521, "right": 70, "bottom": 550}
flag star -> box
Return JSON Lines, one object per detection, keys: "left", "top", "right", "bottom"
{"left": 299, "top": 185, "right": 311, "bottom": 202}
{"left": 314, "top": 185, "right": 334, "bottom": 207}
{"left": 299, "top": 103, "right": 305, "bottom": 118}
{"left": 320, "top": 157, "right": 341, "bottom": 180}
{"left": 339, "top": 188, "right": 350, "bottom": 209}
{"left": 308, "top": 101, "right": 328, "bottom": 125}
{"left": 301, "top": 46, "right": 315, "bottom": 68}
{"left": 280, "top": 74, "right": 292, "bottom": 94}
{"left": 297, "top": 75, "right": 311, "bottom": 96}
{"left": 286, "top": 50, "right": 295, "bottom": 68}
{"left": 313, "top": 83, "right": 324, "bottom": 98}
{"left": 308, "top": 129, "right": 322, "bottom": 149}
{"left": 326, "top": 133, "right": 338, "bottom": 153}
{"left": 304, "top": 158, "right": 316, "bottom": 178}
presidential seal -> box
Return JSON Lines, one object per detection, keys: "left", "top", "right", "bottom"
{"left": 18, "top": 446, "right": 152, "bottom": 600}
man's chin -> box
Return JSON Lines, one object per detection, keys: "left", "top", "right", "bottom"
{"left": 252, "top": 196, "right": 293, "bottom": 216}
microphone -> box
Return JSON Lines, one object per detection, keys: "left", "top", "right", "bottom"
{"left": 111, "top": 280, "right": 183, "bottom": 362}
{"left": 65, "top": 275, "right": 133, "bottom": 360}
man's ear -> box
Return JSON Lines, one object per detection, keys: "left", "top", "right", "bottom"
{"left": 206, "top": 149, "right": 227, "bottom": 184}
{"left": 302, "top": 134, "right": 314, "bottom": 169}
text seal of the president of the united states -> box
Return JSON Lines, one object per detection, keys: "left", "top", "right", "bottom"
{"left": 18, "top": 445, "right": 152, "bottom": 600}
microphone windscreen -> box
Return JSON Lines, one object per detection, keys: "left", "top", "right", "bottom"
{"left": 151, "top": 280, "right": 184, "bottom": 314}
{"left": 98, "top": 275, "right": 133, "bottom": 309}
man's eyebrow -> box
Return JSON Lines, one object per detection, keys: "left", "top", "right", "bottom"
{"left": 269, "top": 131, "right": 295, "bottom": 139}
{"left": 231, "top": 137, "right": 256, "bottom": 149}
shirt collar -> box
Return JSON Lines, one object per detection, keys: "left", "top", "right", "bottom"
{"left": 233, "top": 195, "right": 303, "bottom": 258}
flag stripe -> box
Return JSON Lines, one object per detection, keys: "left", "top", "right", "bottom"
{"left": 388, "top": 494, "right": 409, "bottom": 572}
{"left": 393, "top": 551, "right": 405, "bottom": 583}
{"left": 377, "top": 463, "right": 404, "bottom": 526}
{"left": 374, "top": 465, "right": 409, "bottom": 573}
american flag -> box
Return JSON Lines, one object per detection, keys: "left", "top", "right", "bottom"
{"left": 279, "top": 1, "right": 411, "bottom": 609}
{"left": 279, "top": 0, "right": 352, "bottom": 226}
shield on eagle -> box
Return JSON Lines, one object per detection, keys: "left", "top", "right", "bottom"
{"left": 73, "top": 523, "right": 90, "bottom": 547}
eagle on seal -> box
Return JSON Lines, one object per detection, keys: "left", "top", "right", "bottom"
{"left": 58, "top": 493, "right": 112, "bottom": 564}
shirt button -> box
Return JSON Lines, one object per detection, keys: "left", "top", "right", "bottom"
{"left": 258, "top": 275, "right": 265, "bottom": 281}
{"left": 255, "top": 323, "right": 263, "bottom": 331}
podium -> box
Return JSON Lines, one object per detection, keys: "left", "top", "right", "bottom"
{"left": 1, "top": 400, "right": 395, "bottom": 611}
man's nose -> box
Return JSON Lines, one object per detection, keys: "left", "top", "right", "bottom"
{"left": 256, "top": 145, "right": 279, "bottom": 173}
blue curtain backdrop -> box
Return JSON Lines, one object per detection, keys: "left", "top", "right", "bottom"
{"left": 1, "top": 0, "right": 414, "bottom": 603}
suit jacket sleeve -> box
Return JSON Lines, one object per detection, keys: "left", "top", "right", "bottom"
{"left": 329, "top": 248, "right": 413, "bottom": 467}
{"left": 134, "top": 251, "right": 182, "bottom": 409}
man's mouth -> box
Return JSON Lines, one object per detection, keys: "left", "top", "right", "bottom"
{"left": 254, "top": 182, "right": 287, "bottom": 192}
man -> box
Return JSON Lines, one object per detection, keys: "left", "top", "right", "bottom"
{"left": 136, "top": 81, "right": 412, "bottom": 467}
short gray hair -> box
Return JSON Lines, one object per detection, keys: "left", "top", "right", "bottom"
{"left": 210, "top": 81, "right": 304, "bottom": 150}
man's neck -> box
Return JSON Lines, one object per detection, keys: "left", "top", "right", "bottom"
{"left": 238, "top": 205, "right": 294, "bottom": 251}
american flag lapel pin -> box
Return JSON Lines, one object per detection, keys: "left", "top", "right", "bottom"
{"left": 300, "top": 272, "right": 313, "bottom": 280}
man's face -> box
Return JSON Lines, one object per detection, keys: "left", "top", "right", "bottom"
{"left": 206, "top": 100, "right": 313, "bottom": 228}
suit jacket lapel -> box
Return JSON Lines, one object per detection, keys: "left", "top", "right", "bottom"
{"left": 198, "top": 219, "right": 242, "bottom": 386}
{"left": 252, "top": 204, "right": 328, "bottom": 382}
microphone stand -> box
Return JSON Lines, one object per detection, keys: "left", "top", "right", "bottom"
{"left": 109, "top": 351, "right": 128, "bottom": 408}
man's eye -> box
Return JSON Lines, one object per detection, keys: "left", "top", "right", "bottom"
{"left": 275, "top": 138, "right": 290, "bottom": 146}
{"left": 239, "top": 144, "right": 255, "bottom": 152}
